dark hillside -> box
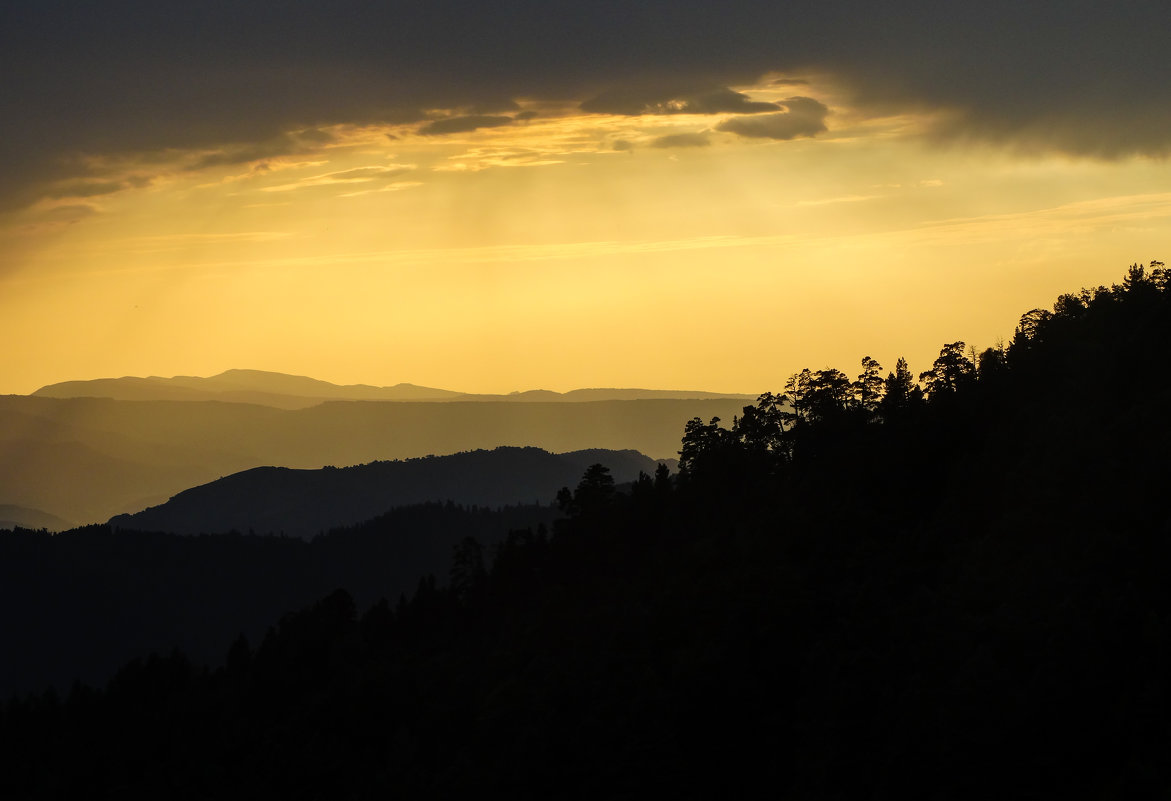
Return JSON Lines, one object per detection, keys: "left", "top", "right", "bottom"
{"left": 110, "top": 447, "right": 662, "bottom": 537}
{"left": 0, "top": 504, "right": 553, "bottom": 697}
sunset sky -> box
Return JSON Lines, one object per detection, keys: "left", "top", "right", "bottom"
{"left": 2, "top": 1, "right": 1169, "bottom": 395}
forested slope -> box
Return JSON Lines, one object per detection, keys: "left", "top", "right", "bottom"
{"left": 3, "top": 263, "right": 1169, "bottom": 799}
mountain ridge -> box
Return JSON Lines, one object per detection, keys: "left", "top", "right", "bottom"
{"left": 110, "top": 446, "right": 666, "bottom": 538}
{"left": 31, "top": 369, "right": 756, "bottom": 408}
{"left": 0, "top": 394, "right": 750, "bottom": 524}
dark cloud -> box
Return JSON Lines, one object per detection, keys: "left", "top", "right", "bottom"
{"left": 651, "top": 132, "right": 712, "bottom": 148}
{"left": 466, "top": 99, "right": 522, "bottom": 114}
{"left": 683, "top": 88, "right": 779, "bottom": 114}
{"left": 716, "top": 97, "right": 829, "bottom": 140}
{"left": 44, "top": 179, "right": 133, "bottom": 199}
{"left": 581, "top": 86, "right": 779, "bottom": 116}
{"left": 515, "top": 110, "right": 539, "bottom": 121}
{"left": 186, "top": 134, "right": 324, "bottom": 170}
{"left": 2, "top": 1, "right": 1170, "bottom": 208}
{"left": 612, "top": 140, "right": 635, "bottom": 152}
{"left": 418, "top": 115, "right": 515, "bottom": 135}
{"left": 294, "top": 128, "right": 337, "bottom": 144}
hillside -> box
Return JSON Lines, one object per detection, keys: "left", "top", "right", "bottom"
{"left": 111, "top": 447, "right": 664, "bottom": 537}
{"left": 3, "top": 263, "right": 1170, "bottom": 798}
{"left": 0, "top": 503, "right": 554, "bottom": 697}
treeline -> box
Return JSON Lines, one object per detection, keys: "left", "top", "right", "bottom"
{"left": 2, "top": 262, "right": 1169, "bottom": 799}
{"left": 0, "top": 503, "right": 554, "bottom": 697}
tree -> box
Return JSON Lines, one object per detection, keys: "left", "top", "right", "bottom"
{"left": 1150, "top": 260, "right": 1168, "bottom": 291}
{"left": 803, "top": 368, "right": 853, "bottom": 424}
{"left": 734, "top": 392, "right": 786, "bottom": 453}
{"left": 919, "top": 342, "right": 975, "bottom": 399}
{"left": 653, "top": 462, "right": 672, "bottom": 493}
{"left": 450, "top": 536, "right": 486, "bottom": 602}
{"left": 852, "top": 356, "right": 885, "bottom": 419}
{"left": 1121, "top": 262, "right": 1151, "bottom": 293}
{"left": 782, "top": 369, "right": 812, "bottom": 428}
{"left": 571, "top": 463, "right": 616, "bottom": 517}
{"left": 679, "top": 416, "right": 734, "bottom": 475}
{"left": 877, "top": 357, "right": 921, "bottom": 420}
{"left": 976, "top": 344, "right": 1008, "bottom": 383}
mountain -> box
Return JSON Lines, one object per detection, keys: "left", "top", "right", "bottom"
{"left": 0, "top": 504, "right": 71, "bottom": 532}
{"left": 110, "top": 447, "right": 663, "bottom": 537}
{"left": 31, "top": 369, "right": 754, "bottom": 408}
{"left": 453, "top": 388, "right": 758, "bottom": 402}
{"left": 32, "top": 369, "right": 462, "bottom": 409}
{"left": 0, "top": 394, "right": 747, "bottom": 523}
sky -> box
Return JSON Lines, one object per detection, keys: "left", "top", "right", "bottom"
{"left": 2, "top": 1, "right": 1169, "bottom": 395}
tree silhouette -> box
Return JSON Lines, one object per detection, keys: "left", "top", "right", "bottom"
{"left": 803, "top": 368, "right": 853, "bottom": 424}
{"left": 878, "top": 357, "right": 921, "bottom": 420}
{"left": 852, "top": 356, "right": 885, "bottom": 419}
{"left": 919, "top": 341, "right": 975, "bottom": 399}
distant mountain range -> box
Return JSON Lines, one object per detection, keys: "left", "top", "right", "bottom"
{"left": 0, "top": 504, "right": 72, "bottom": 532}
{"left": 111, "top": 447, "right": 664, "bottom": 538}
{"left": 0, "top": 393, "right": 746, "bottom": 525}
{"left": 32, "top": 369, "right": 755, "bottom": 409}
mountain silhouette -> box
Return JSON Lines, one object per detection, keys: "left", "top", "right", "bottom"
{"left": 110, "top": 447, "right": 664, "bottom": 537}
{"left": 0, "top": 504, "right": 71, "bottom": 531}
{"left": 0, "top": 395, "right": 746, "bottom": 524}
{"left": 32, "top": 369, "right": 754, "bottom": 408}
{"left": 32, "top": 369, "right": 462, "bottom": 408}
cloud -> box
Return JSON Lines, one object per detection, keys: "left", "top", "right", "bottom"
{"left": 26, "top": 204, "right": 100, "bottom": 228}
{"left": 187, "top": 132, "right": 334, "bottom": 171}
{"left": 581, "top": 86, "right": 779, "bottom": 116}
{"left": 612, "top": 140, "right": 634, "bottom": 152}
{"left": 44, "top": 175, "right": 152, "bottom": 200}
{"left": 418, "top": 115, "right": 515, "bottom": 135}
{"left": 435, "top": 147, "right": 565, "bottom": 171}
{"left": 795, "top": 194, "right": 882, "bottom": 207}
{"left": 650, "top": 132, "right": 711, "bottom": 148}
{"left": 717, "top": 97, "right": 829, "bottom": 140}
{"left": 338, "top": 181, "right": 424, "bottom": 198}
{"left": 2, "top": 1, "right": 1171, "bottom": 208}
{"left": 261, "top": 164, "right": 416, "bottom": 192}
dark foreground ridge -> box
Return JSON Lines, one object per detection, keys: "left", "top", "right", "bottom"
{"left": 2, "top": 262, "right": 1169, "bottom": 798}
{"left": 110, "top": 446, "right": 665, "bottom": 538}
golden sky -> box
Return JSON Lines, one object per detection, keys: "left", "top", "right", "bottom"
{"left": 2, "top": 4, "right": 1169, "bottom": 395}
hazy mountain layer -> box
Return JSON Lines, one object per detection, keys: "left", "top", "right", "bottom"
{"left": 32, "top": 369, "right": 755, "bottom": 408}
{"left": 32, "top": 369, "right": 461, "bottom": 408}
{"left": 0, "top": 504, "right": 71, "bottom": 532}
{"left": 0, "top": 395, "right": 745, "bottom": 524}
{"left": 111, "top": 447, "right": 662, "bottom": 538}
